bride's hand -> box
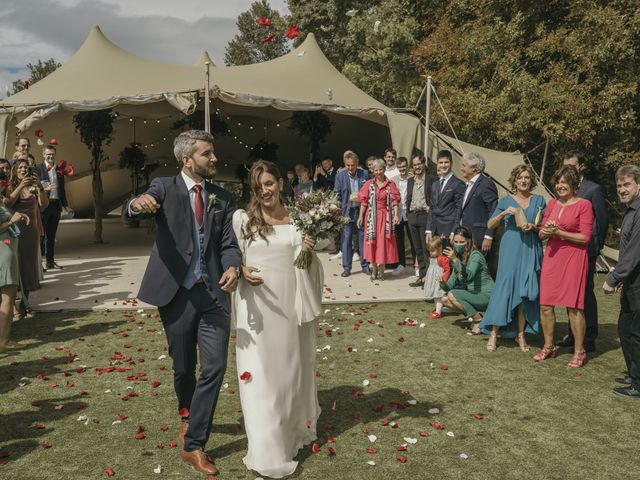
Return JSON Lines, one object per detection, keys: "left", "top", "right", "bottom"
{"left": 242, "top": 265, "right": 263, "bottom": 286}
{"left": 302, "top": 234, "right": 316, "bottom": 250}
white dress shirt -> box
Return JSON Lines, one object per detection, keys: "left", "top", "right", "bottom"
{"left": 462, "top": 173, "right": 480, "bottom": 206}
{"left": 395, "top": 174, "right": 409, "bottom": 221}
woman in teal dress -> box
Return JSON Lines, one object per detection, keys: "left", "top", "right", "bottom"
{"left": 0, "top": 171, "right": 29, "bottom": 352}
{"left": 439, "top": 226, "right": 494, "bottom": 329}
{"left": 480, "top": 165, "right": 546, "bottom": 352}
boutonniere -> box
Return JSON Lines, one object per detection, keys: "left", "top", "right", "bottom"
{"left": 207, "top": 193, "right": 217, "bottom": 212}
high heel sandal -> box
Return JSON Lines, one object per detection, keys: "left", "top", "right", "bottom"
{"left": 487, "top": 332, "right": 497, "bottom": 352}
{"left": 516, "top": 333, "right": 530, "bottom": 352}
{"left": 532, "top": 345, "right": 557, "bottom": 362}
{"left": 567, "top": 351, "right": 587, "bottom": 368}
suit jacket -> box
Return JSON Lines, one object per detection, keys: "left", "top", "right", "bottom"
{"left": 579, "top": 178, "right": 609, "bottom": 260}
{"left": 460, "top": 174, "right": 499, "bottom": 247}
{"left": 125, "top": 175, "right": 242, "bottom": 312}
{"left": 37, "top": 162, "right": 68, "bottom": 208}
{"left": 405, "top": 174, "right": 436, "bottom": 215}
{"left": 334, "top": 168, "right": 370, "bottom": 216}
{"left": 313, "top": 168, "right": 337, "bottom": 191}
{"left": 426, "top": 174, "right": 465, "bottom": 237}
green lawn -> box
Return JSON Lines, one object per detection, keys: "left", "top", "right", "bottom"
{"left": 1, "top": 287, "right": 639, "bottom": 479}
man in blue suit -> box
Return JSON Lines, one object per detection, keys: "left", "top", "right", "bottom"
{"left": 558, "top": 151, "right": 609, "bottom": 352}
{"left": 426, "top": 150, "right": 465, "bottom": 246}
{"left": 459, "top": 152, "right": 499, "bottom": 253}
{"left": 334, "top": 150, "right": 371, "bottom": 277}
{"left": 125, "top": 130, "right": 242, "bottom": 475}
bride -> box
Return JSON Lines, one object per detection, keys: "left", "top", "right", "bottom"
{"left": 232, "top": 160, "right": 323, "bottom": 478}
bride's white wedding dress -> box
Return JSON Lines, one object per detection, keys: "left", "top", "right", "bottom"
{"left": 232, "top": 210, "right": 323, "bottom": 478}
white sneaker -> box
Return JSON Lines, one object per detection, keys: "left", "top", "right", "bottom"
{"left": 415, "top": 268, "right": 420, "bottom": 277}
{"left": 352, "top": 253, "right": 360, "bottom": 262}
{"left": 392, "top": 265, "right": 405, "bottom": 276}
{"left": 330, "top": 251, "right": 343, "bottom": 260}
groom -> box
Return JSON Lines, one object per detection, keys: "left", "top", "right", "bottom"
{"left": 126, "top": 130, "right": 242, "bottom": 475}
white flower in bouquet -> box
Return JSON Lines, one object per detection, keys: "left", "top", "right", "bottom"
{"left": 286, "top": 189, "right": 350, "bottom": 269}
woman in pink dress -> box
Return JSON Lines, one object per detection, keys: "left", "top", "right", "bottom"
{"left": 535, "top": 165, "right": 594, "bottom": 367}
{"left": 357, "top": 158, "right": 400, "bottom": 281}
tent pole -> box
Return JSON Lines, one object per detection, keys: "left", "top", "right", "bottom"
{"left": 424, "top": 76, "right": 432, "bottom": 157}
{"left": 540, "top": 136, "right": 550, "bottom": 182}
{"left": 204, "top": 61, "right": 211, "bottom": 133}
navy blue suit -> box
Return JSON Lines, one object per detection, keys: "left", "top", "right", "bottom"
{"left": 38, "top": 162, "right": 67, "bottom": 265}
{"left": 427, "top": 174, "right": 465, "bottom": 238}
{"left": 578, "top": 177, "right": 609, "bottom": 345}
{"left": 125, "top": 174, "right": 242, "bottom": 452}
{"left": 460, "top": 174, "right": 499, "bottom": 249}
{"left": 334, "top": 168, "right": 370, "bottom": 272}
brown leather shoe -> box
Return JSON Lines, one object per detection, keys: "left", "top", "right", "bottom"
{"left": 180, "top": 448, "right": 218, "bottom": 475}
{"left": 178, "top": 421, "right": 188, "bottom": 445}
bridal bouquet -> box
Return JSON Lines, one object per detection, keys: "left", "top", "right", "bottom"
{"left": 286, "top": 189, "right": 350, "bottom": 269}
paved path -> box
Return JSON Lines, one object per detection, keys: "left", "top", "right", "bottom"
{"left": 30, "top": 219, "right": 426, "bottom": 311}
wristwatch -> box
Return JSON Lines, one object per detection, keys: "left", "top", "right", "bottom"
{"left": 234, "top": 266, "right": 242, "bottom": 279}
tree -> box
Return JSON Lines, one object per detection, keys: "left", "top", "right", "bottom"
{"left": 73, "top": 110, "right": 114, "bottom": 243}
{"left": 11, "top": 58, "right": 61, "bottom": 95}
{"left": 288, "top": 111, "right": 332, "bottom": 166}
{"left": 287, "top": 0, "right": 444, "bottom": 107}
{"left": 412, "top": 0, "right": 640, "bottom": 211}
{"left": 118, "top": 142, "right": 147, "bottom": 196}
{"left": 225, "top": 0, "right": 290, "bottom": 66}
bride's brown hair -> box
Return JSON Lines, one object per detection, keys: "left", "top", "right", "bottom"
{"left": 244, "top": 160, "right": 284, "bottom": 242}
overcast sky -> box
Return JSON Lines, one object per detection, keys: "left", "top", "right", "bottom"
{"left": 0, "top": 0, "right": 290, "bottom": 97}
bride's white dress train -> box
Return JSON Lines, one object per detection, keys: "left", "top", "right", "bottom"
{"left": 232, "top": 211, "right": 323, "bottom": 478}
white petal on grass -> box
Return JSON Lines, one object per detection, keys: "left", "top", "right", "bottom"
{"left": 407, "top": 400, "right": 417, "bottom": 405}
{"left": 362, "top": 380, "right": 370, "bottom": 386}
{"left": 428, "top": 408, "right": 439, "bottom": 414}
{"left": 368, "top": 434, "right": 377, "bottom": 443}
{"left": 404, "top": 437, "right": 418, "bottom": 444}
{"left": 153, "top": 465, "right": 162, "bottom": 474}
{"left": 447, "top": 431, "right": 455, "bottom": 437}
{"left": 460, "top": 453, "right": 469, "bottom": 460}
{"left": 112, "top": 420, "right": 122, "bottom": 426}
{"left": 367, "top": 460, "right": 376, "bottom": 466}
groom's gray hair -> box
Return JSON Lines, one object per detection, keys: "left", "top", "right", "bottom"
{"left": 173, "top": 130, "right": 214, "bottom": 164}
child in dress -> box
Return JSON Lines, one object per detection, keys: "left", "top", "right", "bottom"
{"left": 423, "top": 236, "right": 451, "bottom": 319}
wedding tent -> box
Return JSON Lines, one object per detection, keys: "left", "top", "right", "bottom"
{"left": 0, "top": 25, "right": 528, "bottom": 215}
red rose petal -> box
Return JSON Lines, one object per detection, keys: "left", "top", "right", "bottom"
{"left": 366, "top": 448, "right": 377, "bottom": 454}
{"left": 431, "top": 421, "right": 445, "bottom": 430}
{"left": 419, "top": 431, "right": 429, "bottom": 437}
{"left": 151, "top": 381, "right": 161, "bottom": 388}
{"left": 331, "top": 400, "right": 337, "bottom": 411}
{"left": 440, "top": 364, "right": 449, "bottom": 371}
{"left": 327, "top": 437, "right": 335, "bottom": 443}
{"left": 167, "top": 441, "right": 177, "bottom": 447}
{"left": 35, "top": 423, "right": 45, "bottom": 429}
{"left": 327, "top": 446, "right": 335, "bottom": 455}
{"left": 239, "top": 371, "right": 252, "bottom": 381}
{"left": 103, "top": 469, "right": 115, "bottom": 476}
{"left": 179, "top": 408, "right": 189, "bottom": 418}
{"left": 473, "top": 414, "right": 484, "bottom": 420}
{"left": 135, "top": 433, "right": 145, "bottom": 440}
{"left": 118, "top": 414, "right": 128, "bottom": 421}
{"left": 310, "top": 442, "right": 320, "bottom": 454}
{"left": 160, "top": 425, "right": 169, "bottom": 431}
{"left": 397, "top": 455, "right": 407, "bottom": 463}
{"left": 41, "top": 442, "right": 52, "bottom": 449}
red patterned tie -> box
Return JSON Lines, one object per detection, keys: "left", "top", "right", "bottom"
{"left": 193, "top": 184, "right": 204, "bottom": 226}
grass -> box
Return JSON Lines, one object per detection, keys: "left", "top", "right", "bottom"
{"left": 1, "top": 287, "right": 640, "bottom": 479}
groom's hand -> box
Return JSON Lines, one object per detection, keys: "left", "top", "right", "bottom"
{"left": 131, "top": 194, "right": 160, "bottom": 214}
{"left": 219, "top": 266, "right": 239, "bottom": 292}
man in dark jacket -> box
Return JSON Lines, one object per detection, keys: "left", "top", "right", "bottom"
{"left": 126, "top": 130, "right": 242, "bottom": 475}
{"left": 426, "top": 150, "right": 465, "bottom": 245}
{"left": 604, "top": 164, "right": 640, "bottom": 398}
{"left": 559, "top": 151, "right": 609, "bottom": 352}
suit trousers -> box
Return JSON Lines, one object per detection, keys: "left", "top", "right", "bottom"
{"left": 408, "top": 211, "right": 429, "bottom": 278}
{"left": 342, "top": 207, "right": 366, "bottom": 272}
{"left": 618, "top": 295, "right": 640, "bottom": 388}
{"left": 393, "top": 219, "right": 415, "bottom": 268}
{"left": 159, "top": 284, "right": 230, "bottom": 451}
{"left": 40, "top": 199, "right": 62, "bottom": 264}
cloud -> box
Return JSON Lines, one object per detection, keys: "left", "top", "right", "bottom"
{"left": 0, "top": 0, "right": 290, "bottom": 98}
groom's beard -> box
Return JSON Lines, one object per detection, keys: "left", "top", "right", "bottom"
{"left": 190, "top": 163, "right": 217, "bottom": 180}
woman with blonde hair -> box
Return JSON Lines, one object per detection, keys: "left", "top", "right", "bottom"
{"left": 480, "top": 164, "right": 546, "bottom": 352}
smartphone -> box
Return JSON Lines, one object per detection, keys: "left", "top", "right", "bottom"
{"left": 441, "top": 237, "right": 451, "bottom": 250}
